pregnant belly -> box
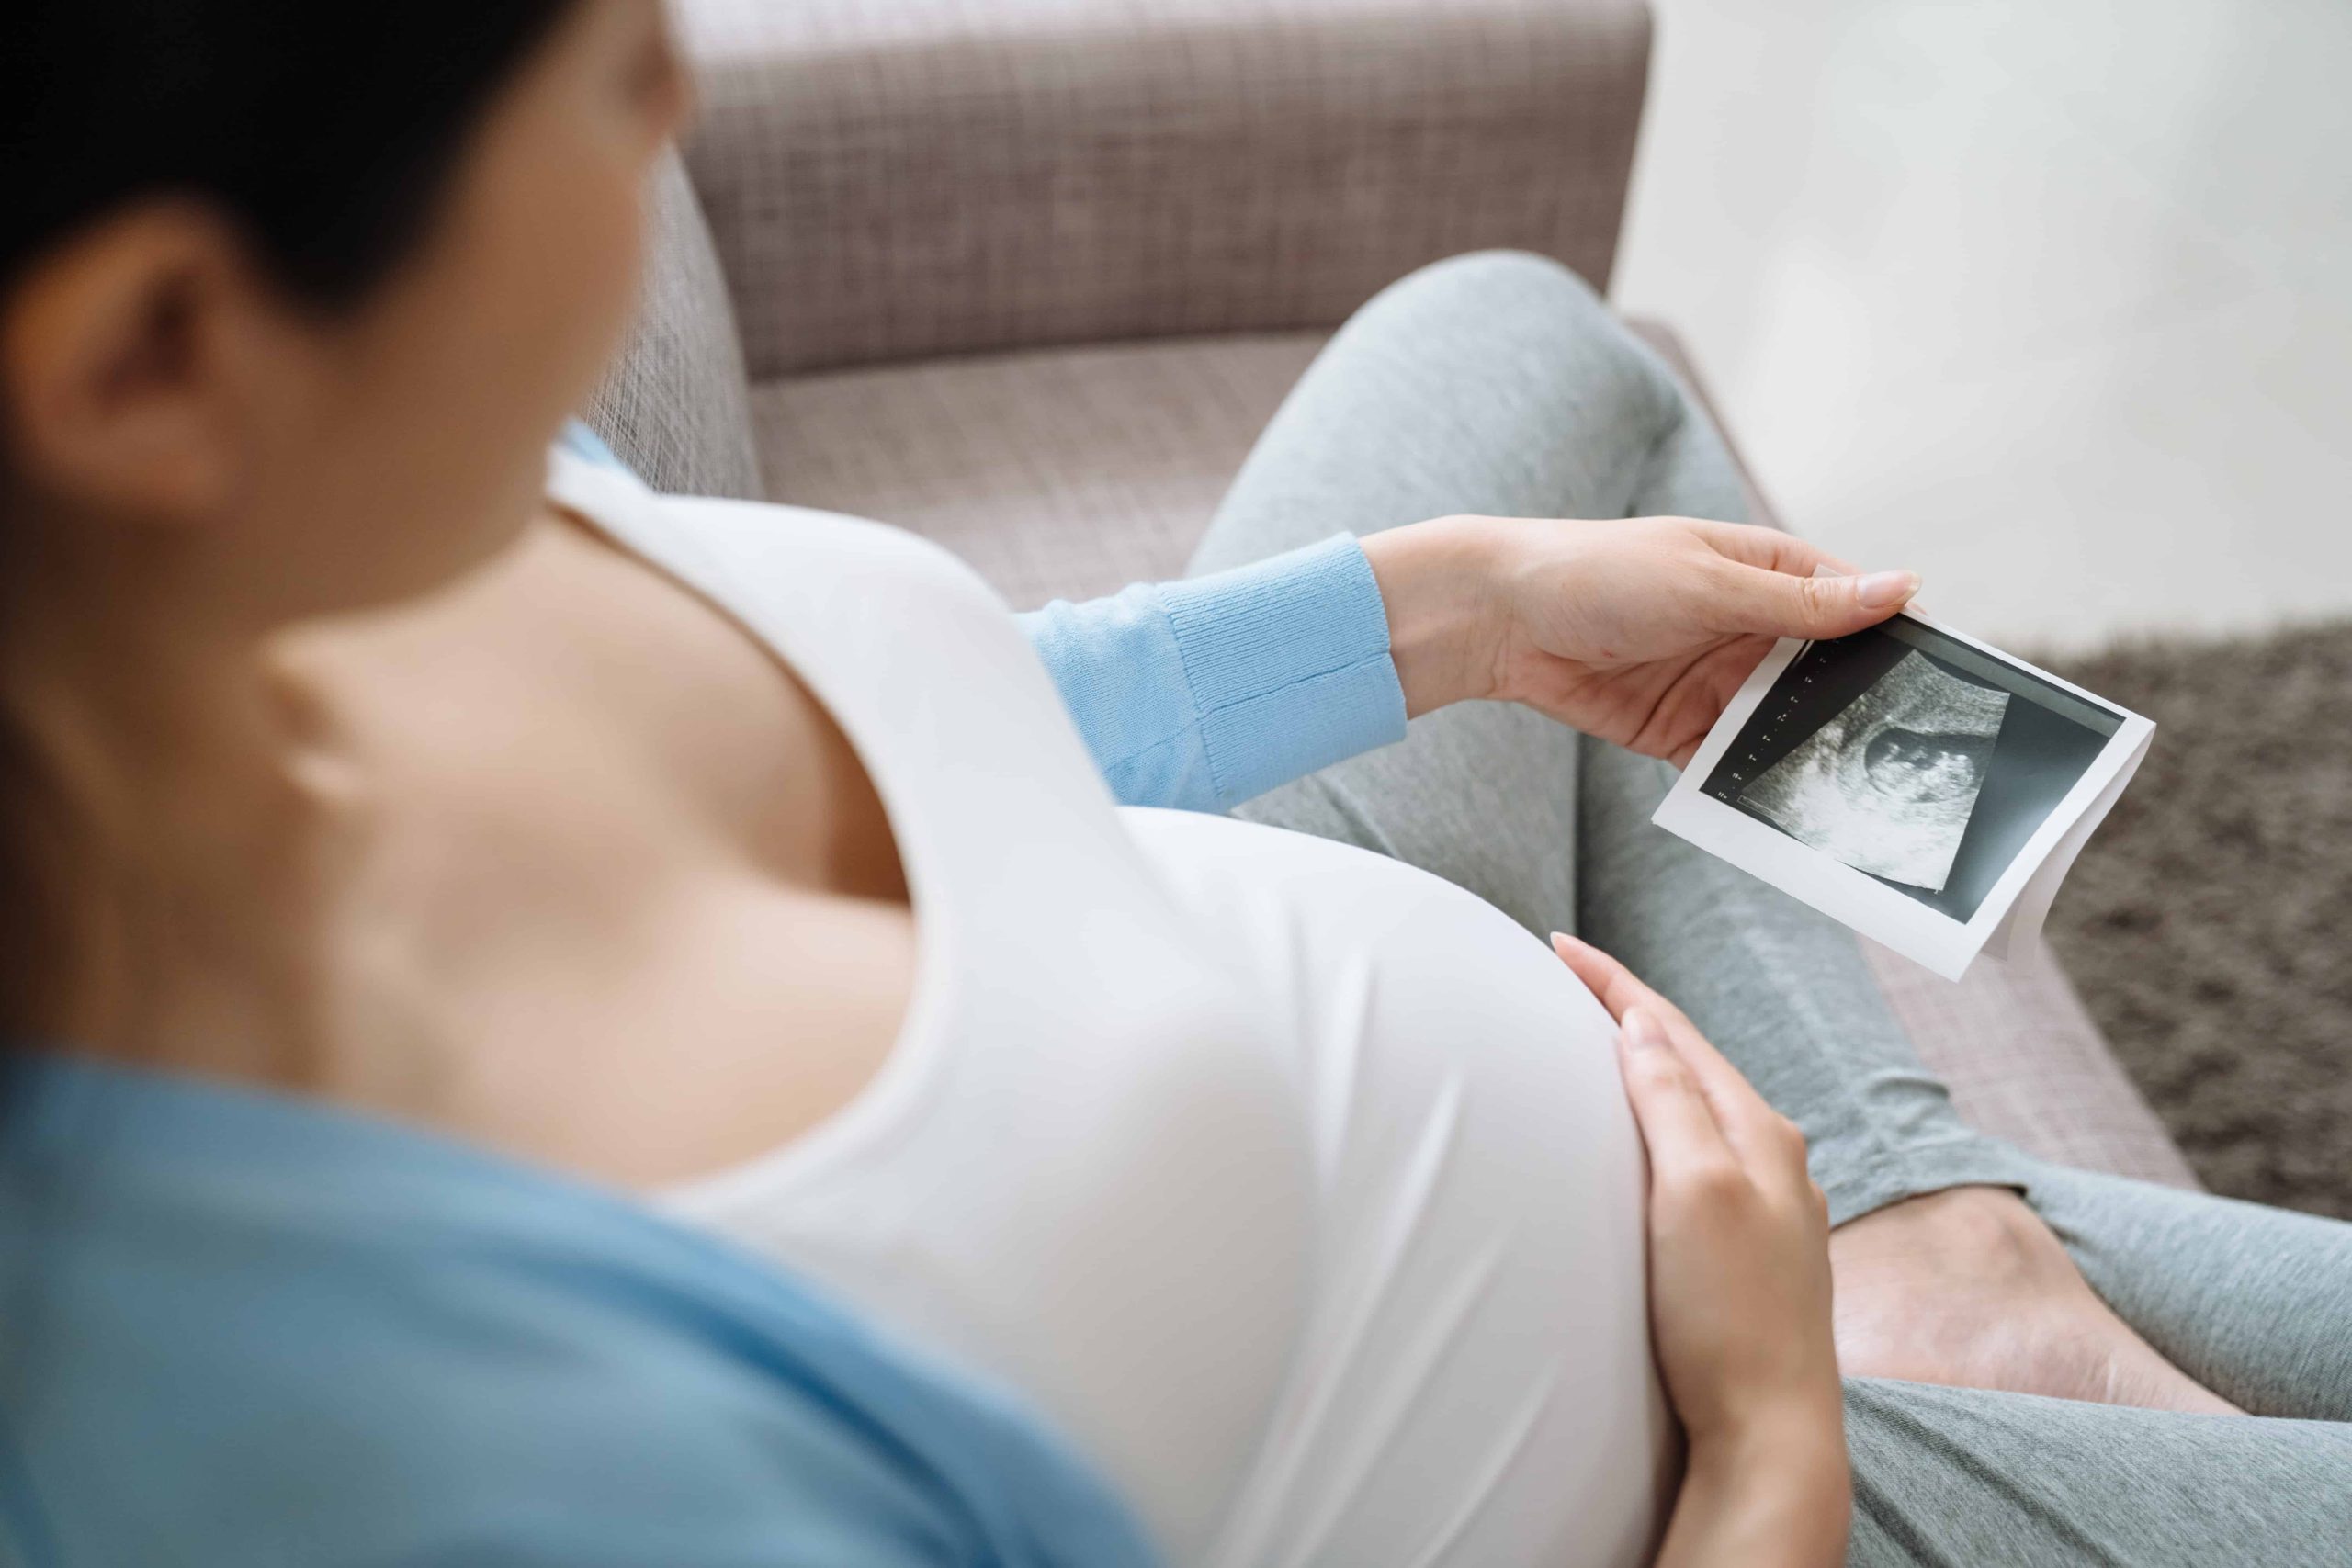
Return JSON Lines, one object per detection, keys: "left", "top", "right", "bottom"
{"left": 1120, "top": 807, "right": 1672, "bottom": 1568}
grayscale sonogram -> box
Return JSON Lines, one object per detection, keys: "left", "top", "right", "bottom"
{"left": 1736, "top": 651, "right": 2011, "bottom": 890}
{"left": 1676, "top": 613, "right": 2142, "bottom": 955}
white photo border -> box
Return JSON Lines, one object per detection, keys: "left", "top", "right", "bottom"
{"left": 1651, "top": 609, "right": 2154, "bottom": 981}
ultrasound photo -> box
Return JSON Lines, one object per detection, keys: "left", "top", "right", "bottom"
{"left": 1665, "top": 612, "right": 2147, "bottom": 975}
{"left": 1736, "top": 651, "right": 2011, "bottom": 891}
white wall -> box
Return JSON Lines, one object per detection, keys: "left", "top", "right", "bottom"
{"left": 1614, "top": 0, "right": 2352, "bottom": 652}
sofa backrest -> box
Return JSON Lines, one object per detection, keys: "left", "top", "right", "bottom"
{"left": 674, "top": 0, "right": 1655, "bottom": 380}
{"left": 583, "top": 151, "right": 766, "bottom": 501}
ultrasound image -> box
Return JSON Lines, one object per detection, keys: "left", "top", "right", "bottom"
{"left": 1737, "top": 651, "right": 2011, "bottom": 890}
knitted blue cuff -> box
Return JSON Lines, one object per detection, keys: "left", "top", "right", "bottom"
{"left": 1156, "top": 536, "right": 1408, "bottom": 809}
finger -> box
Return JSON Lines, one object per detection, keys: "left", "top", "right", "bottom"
{"left": 1688, "top": 519, "right": 1831, "bottom": 576}
{"left": 1554, "top": 932, "right": 1733, "bottom": 1084}
{"left": 1551, "top": 931, "right": 1659, "bottom": 1022}
{"left": 1555, "top": 934, "right": 1794, "bottom": 1164}
{"left": 1708, "top": 558, "right": 1921, "bottom": 643}
{"left": 1648, "top": 636, "right": 1780, "bottom": 766}
{"left": 1647, "top": 1013, "right": 1803, "bottom": 1170}
{"left": 1555, "top": 935, "right": 1755, "bottom": 1133}
{"left": 1689, "top": 520, "right": 1866, "bottom": 584}
{"left": 1617, "top": 1007, "right": 1735, "bottom": 1168}
{"left": 1552, "top": 933, "right": 1711, "bottom": 1046}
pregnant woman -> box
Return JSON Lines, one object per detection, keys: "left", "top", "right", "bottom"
{"left": 7, "top": 5, "right": 2352, "bottom": 1567}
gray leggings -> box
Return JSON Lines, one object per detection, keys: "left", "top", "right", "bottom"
{"left": 1187, "top": 252, "right": 2352, "bottom": 1566}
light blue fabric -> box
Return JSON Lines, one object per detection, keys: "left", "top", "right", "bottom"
{"left": 561, "top": 418, "right": 627, "bottom": 469}
{"left": 561, "top": 422, "right": 1408, "bottom": 814}
{"left": 0, "top": 1048, "right": 1161, "bottom": 1568}
{"left": 1017, "top": 540, "right": 1404, "bottom": 811}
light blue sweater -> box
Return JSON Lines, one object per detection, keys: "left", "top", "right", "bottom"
{"left": 1017, "top": 542, "right": 1406, "bottom": 811}
{"left": 0, "top": 1049, "right": 1162, "bottom": 1568}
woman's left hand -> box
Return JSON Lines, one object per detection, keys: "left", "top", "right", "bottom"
{"left": 1550, "top": 931, "right": 1849, "bottom": 1568}
{"left": 1358, "top": 514, "right": 1919, "bottom": 765}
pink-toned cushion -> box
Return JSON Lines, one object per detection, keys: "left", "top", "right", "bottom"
{"left": 1864, "top": 939, "right": 2197, "bottom": 1188}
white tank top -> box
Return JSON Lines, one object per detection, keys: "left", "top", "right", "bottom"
{"left": 548, "top": 450, "right": 1670, "bottom": 1568}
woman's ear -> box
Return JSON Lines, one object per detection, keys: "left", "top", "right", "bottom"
{"left": 0, "top": 202, "right": 276, "bottom": 528}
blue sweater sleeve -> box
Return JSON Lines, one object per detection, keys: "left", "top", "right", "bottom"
{"left": 1017, "top": 536, "right": 1408, "bottom": 813}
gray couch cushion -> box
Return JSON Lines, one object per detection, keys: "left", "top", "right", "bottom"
{"left": 754, "top": 332, "right": 1326, "bottom": 606}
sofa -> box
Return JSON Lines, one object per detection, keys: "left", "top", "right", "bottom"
{"left": 586, "top": 0, "right": 2193, "bottom": 1189}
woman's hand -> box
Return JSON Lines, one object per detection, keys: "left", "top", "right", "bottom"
{"left": 1551, "top": 931, "right": 1849, "bottom": 1568}
{"left": 1359, "top": 515, "right": 1918, "bottom": 764}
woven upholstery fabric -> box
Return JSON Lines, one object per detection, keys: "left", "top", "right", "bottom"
{"left": 673, "top": 0, "right": 1652, "bottom": 378}
{"left": 751, "top": 322, "right": 2195, "bottom": 1184}
{"left": 1865, "top": 940, "right": 2199, "bottom": 1189}
{"left": 583, "top": 152, "right": 765, "bottom": 501}
{"left": 754, "top": 332, "right": 1328, "bottom": 607}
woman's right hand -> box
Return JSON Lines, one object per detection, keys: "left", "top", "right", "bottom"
{"left": 1552, "top": 932, "right": 1849, "bottom": 1568}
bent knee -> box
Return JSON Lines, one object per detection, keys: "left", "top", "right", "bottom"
{"left": 1363, "top": 250, "right": 1608, "bottom": 335}
{"left": 1406, "top": 248, "right": 1601, "bottom": 303}
{"left": 1351, "top": 250, "right": 1683, "bottom": 434}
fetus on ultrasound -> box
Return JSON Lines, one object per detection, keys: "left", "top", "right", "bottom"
{"left": 1738, "top": 651, "right": 2010, "bottom": 891}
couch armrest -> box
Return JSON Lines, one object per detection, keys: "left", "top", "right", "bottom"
{"left": 674, "top": 0, "right": 1653, "bottom": 378}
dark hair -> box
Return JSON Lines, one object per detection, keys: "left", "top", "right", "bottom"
{"left": 4, "top": 2, "right": 579, "bottom": 306}
{"left": 0, "top": 1, "right": 579, "bottom": 1029}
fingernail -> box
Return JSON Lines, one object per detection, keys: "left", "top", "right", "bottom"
{"left": 1549, "top": 931, "right": 1582, "bottom": 953}
{"left": 1622, "top": 1007, "right": 1668, "bottom": 1051}
{"left": 1855, "top": 570, "right": 1920, "bottom": 609}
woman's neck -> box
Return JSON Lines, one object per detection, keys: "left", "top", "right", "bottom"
{"left": 1, "top": 549, "right": 365, "bottom": 1088}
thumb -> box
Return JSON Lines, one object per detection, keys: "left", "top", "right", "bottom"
{"left": 1716, "top": 562, "right": 1919, "bottom": 640}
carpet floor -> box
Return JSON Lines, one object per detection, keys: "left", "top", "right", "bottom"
{"left": 2042, "top": 620, "right": 2352, "bottom": 1220}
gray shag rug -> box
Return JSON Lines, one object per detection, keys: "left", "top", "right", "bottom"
{"left": 2041, "top": 620, "right": 2352, "bottom": 1220}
